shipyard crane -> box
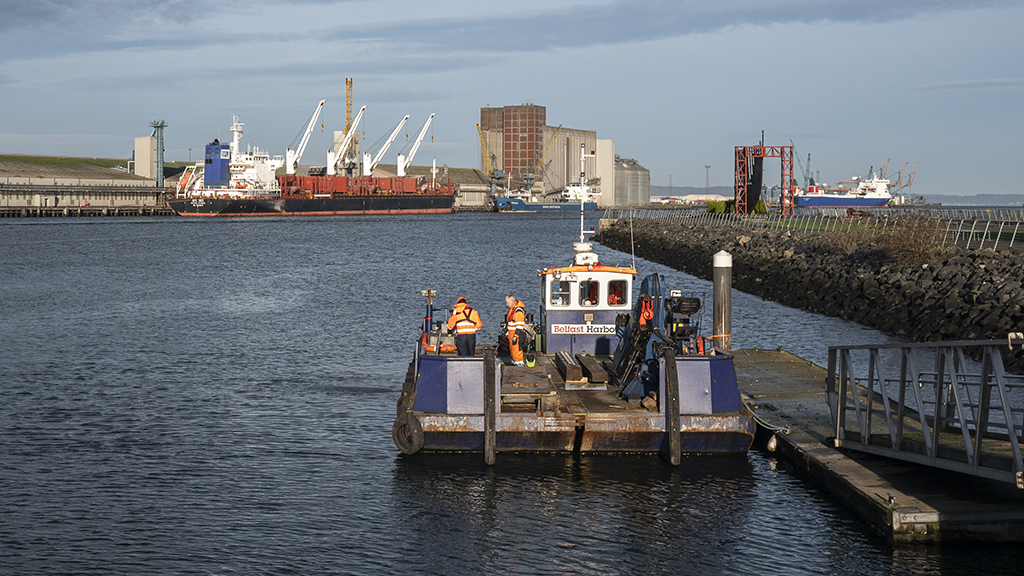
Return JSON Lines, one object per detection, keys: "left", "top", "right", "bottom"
{"left": 534, "top": 124, "right": 562, "bottom": 189}
{"left": 892, "top": 162, "right": 909, "bottom": 187}
{"left": 362, "top": 115, "right": 409, "bottom": 176}
{"left": 286, "top": 99, "right": 326, "bottom": 175}
{"left": 476, "top": 123, "right": 493, "bottom": 175}
{"left": 790, "top": 139, "right": 811, "bottom": 189}
{"left": 906, "top": 163, "right": 918, "bottom": 187}
{"left": 397, "top": 113, "right": 435, "bottom": 177}
{"left": 327, "top": 105, "right": 366, "bottom": 176}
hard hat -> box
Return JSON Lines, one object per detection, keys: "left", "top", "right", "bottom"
{"left": 457, "top": 297, "right": 467, "bottom": 304}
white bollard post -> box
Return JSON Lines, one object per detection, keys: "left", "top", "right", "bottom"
{"left": 713, "top": 251, "right": 732, "bottom": 351}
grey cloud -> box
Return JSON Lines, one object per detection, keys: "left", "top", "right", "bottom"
{"left": 904, "top": 78, "right": 1024, "bottom": 91}
{"left": 0, "top": 0, "right": 1011, "bottom": 71}
{"left": 0, "top": 0, "right": 201, "bottom": 31}
{"left": 314, "top": 0, "right": 1009, "bottom": 54}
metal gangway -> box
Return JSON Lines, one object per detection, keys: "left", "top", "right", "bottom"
{"left": 827, "top": 337, "right": 1024, "bottom": 487}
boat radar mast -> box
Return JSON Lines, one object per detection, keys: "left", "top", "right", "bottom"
{"left": 579, "top": 142, "right": 595, "bottom": 243}
{"left": 571, "top": 142, "right": 598, "bottom": 267}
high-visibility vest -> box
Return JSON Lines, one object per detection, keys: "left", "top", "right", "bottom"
{"left": 506, "top": 300, "right": 526, "bottom": 334}
{"left": 448, "top": 303, "right": 482, "bottom": 335}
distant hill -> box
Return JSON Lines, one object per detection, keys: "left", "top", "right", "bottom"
{"left": 0, "top": 153, "right": 185, "bottom": 180}
{"left": 918, "top": 193, "right": 1024, "bottom": 207}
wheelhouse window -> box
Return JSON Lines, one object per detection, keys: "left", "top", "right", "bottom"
{"left": 608, "top": 280, "right": 627, "bottom": 306}
{"left": 549, "top": 280, "right": 572, "bottom": 307}
{"left": 580, "top": 280, "right": 599, "bottom": 306}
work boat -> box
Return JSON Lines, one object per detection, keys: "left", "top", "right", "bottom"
{"left": 393, "top": 226, "right": 754, "bottom": 464}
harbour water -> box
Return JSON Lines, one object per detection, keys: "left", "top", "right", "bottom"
{"left": 1, "top": 213, "right": 1018, "bottom": 575}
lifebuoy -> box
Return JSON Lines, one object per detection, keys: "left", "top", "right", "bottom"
{"left": 392, "top": 412, "right": 424, "bottom": 455}
{"left": 421, "top": 332, "right": 457, "bottom": 353}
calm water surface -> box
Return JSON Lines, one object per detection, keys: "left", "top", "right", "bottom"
{"left": 1, "top": 214, "right": 1018, "bottom": 575}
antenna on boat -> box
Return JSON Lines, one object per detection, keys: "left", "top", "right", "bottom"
{"left": 629, "top": 208, "right": 636, "bottom": 270}
{"left": 579, "top": 143, "right": 595, "bottom": 243}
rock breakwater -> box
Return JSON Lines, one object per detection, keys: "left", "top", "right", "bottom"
{"left": 595, "top": 218, "right": 1024, "bottom": 370}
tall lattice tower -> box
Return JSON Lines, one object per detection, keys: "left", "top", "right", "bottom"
{"left": 345, "top": 78, "right": 353, "bottom": 133}
{"left": 343, "top": 78, "right": 358, "bottom": 162}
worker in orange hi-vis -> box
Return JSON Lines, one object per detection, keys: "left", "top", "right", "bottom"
{"left": 505, "top": 294, "right": 527, "bottom": 366}
{"left": 447, "top": 297, "right": 483, "bottom": 357}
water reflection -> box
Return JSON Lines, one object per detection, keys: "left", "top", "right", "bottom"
{"left": 393, "top": 453, "right": 764, "bottom": 574}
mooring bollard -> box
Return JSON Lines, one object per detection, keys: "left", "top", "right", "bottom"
{"left": 713, "top": 250, "right": 732, "bottom": 351}
{"left": 483, "top": 349, "right": 497, "bottom": 465}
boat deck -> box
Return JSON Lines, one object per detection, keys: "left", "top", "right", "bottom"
{"left": 401, "top": 348, "right": 755, "bottom": 456}
{"left": 497, "top": 353, "right": 633, "bottom": 415}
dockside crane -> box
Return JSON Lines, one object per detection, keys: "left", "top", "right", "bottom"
{"left": 286, "top": 99, "right": 326, "bottom": 175}
{"left": 532, "top": 124, "right": 562, "bottom": 193}
{"left": 476, "top": 123, "right": 493, "bottom": 176}
{"left": 397, "top": 113, "right": 435, "bottom": 177}
{"left": 327, "top": 105, "right": 366, "bottom": 176}
{"left": 790, "top": 139, "right": 811, "bottom": 189}
{"left": 362, "top": 115, "right": 410, "bottom": 176}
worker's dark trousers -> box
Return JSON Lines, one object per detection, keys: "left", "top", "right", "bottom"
{"left": 455, "top": 334, "right": 476, "bottom": 357}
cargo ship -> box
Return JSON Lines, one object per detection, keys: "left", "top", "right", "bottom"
{"left": 494, "top": 180, "right": 598, "bottom": 212}
{"left": 168, "top": 109, "right": 456, "bottom": 217}
{"left": 793, "top": 172, "right": 892, "bottom": 208}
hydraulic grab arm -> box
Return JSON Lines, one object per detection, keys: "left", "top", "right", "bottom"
{"left": 397, "top": 113, "right": 435, "bottom": 177}
{"left": 363, "top": 115, "right": 409, "bottom": 176}
{"left": 327, "top": 105, "right": 366, "bottom": 176}
{"left": 286, "top": 99, "right": 326, "bottom": 175}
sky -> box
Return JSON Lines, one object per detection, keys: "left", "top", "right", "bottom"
{"left": 1, "top": 0, "right": 1022, "bottom": 196}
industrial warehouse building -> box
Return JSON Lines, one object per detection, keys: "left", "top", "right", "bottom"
{"left": 479, "top": 104, "right": 649, "bottom": 207}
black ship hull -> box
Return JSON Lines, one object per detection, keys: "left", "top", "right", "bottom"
{"left": 169, "top": 195, "right": 454, "bottom": 217}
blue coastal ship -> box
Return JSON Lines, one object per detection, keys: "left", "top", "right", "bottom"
{"left": 494, "top": 197, "right": 597, "bottom": 212}
{"left": 794, "top": 173, "right": 893, "bottom": 208}
{"left": 495, "top": 179, "right": 599, "bottom": 212}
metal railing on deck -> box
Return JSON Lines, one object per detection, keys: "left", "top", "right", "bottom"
{"left": 602, "top": 209, "right": 1024, "bottom": 250}
{"left": 826, "top": 338, "right": 1024, "bottom": 487}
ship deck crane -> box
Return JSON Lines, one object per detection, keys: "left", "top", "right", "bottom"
{"left": 327, "top": 105, "right": 366, "bottom": 176}
{"left": 286, "top": 99, "right": 326, "bottom": 175}
{"left": 363, "top": 115, "right": 410, "bottom": 176}
{"left": 397, "top": 113, "right": 435, "bottom": 177}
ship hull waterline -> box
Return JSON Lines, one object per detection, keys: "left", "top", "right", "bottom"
{"left": 794, "top": 196, "right": 890, "bottom": 208}
{"left": 412, "top": 412, "right": 755, "bottom": 455}
{"left": 169, "top": 195, "right": 454, "bottom": 217}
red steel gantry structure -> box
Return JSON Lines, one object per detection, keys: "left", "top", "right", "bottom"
{"left": 734, "top": 144, "right": 796, "bottom": 215}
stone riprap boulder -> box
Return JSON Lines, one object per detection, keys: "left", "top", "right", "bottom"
{"left": 595, "top": 218, "right": 1024, "bottom": 371}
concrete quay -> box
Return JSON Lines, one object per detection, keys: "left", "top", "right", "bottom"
{"left": 735, "top": 348, "right": 1024, "bottom": 542}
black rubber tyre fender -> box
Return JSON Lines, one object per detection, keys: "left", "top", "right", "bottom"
{"left": 392, "top": 412, "right": 424, "bottom": 455}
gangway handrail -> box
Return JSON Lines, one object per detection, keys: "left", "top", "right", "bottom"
{"left": 826, "top": 338, "right": 1024, "bottom": 488}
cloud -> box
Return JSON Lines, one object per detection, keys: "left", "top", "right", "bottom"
{"left": 314, "top": 0, "right": 1008, "bottom": 54}
{"left": 0, "top": 0, "right": 201, "bottom": 32}
{"left": 903, "top": 78, "right": 1024, "bottom": 91}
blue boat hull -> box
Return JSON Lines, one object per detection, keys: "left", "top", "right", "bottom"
{"left": 794, "top": 195, "right": 889, "bottom": 208}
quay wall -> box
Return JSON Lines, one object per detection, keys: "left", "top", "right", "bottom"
{"left": 595, "top": 218, "right": 1024, "bottom": 371}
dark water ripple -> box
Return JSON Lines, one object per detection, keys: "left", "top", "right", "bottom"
{"left": 0, "top": 214, "right": 1015, "bottom": 575}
